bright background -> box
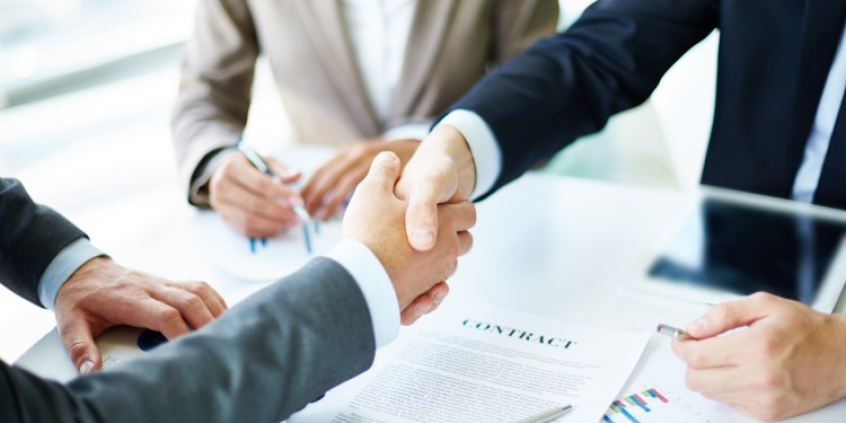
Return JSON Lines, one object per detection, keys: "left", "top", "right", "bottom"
{"left": 0, "top": 0, "right": 718, "bottom": 362}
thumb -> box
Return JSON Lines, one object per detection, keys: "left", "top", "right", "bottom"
{"left": 60, "top": 317, "right": 102, "bottom": 375}
{"left": 361, "top": 151, "right": 401, "bottom": 193}
{"left": 686, "top": 294, "right": 774, "bottom": 338}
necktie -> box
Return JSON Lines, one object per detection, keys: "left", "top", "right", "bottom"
{"left": 785, "top": 0, "right": 846, "bottom": 206}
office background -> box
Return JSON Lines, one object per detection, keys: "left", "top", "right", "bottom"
{"left": 0, "top": 0, "right": 717, "bottom": 362}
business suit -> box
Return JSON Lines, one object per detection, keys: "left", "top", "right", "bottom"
{"left": 1, "top": 257, "right": 376, "bottom": 423}
{"left": 171, "top": 0, "right": 559, "bottom": 204}
{"left": 0, "top": 178, "right": 85, "bottom": 306}
{"left": 449, "top": 0, "right": 846, "bottom": 208}
{"left": 0, "top": 177, "right": 378, "bottom": 423}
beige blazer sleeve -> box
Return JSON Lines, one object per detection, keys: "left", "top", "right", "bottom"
{"left": 171, "top": 0, "right": 257, "bottom": 206}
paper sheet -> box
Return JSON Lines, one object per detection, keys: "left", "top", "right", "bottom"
{"left": 600, "top": 337, "right": 757, "bottom": 423}
{"left": 289, "top": 300, "right": 651, "bottom": 423}
{"left": 195, "top": 211, "right": 343, "bottom": 281}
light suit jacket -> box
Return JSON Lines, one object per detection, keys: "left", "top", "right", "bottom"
{"left": 171, "top": 0, "right": 559, "bottom": 205}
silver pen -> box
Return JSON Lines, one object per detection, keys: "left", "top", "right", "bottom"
{"left": 513, "top": 405, "right": 572, "bottom": 423}
{"left": 236, "top": 138, "right": 315, "bottom": 253}
{"left": 656, "top": 323, "right": 692, "bottom": 340}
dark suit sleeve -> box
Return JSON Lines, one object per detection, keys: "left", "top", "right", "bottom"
{"left": 0, "top": 178, "right": 87, "bottom": 306}
{"left": 448, "top": 0, "right": 719, "bottom": 196}
{"left": 0, "top": 257, "right": 377, "bottom": 423}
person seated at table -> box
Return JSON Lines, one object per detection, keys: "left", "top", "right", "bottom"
{"left": 171, "top": 0, "right": 557, "bottom": 236}
{"left": 1, "top": 152, "right": 473, "bottom": 423}
{"left": 387, "top": 0, "right": 846, "bottom": 420}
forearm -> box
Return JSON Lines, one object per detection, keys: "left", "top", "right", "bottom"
{"left": 448, "top": 0, "right": 717, "bottom": 193}
{"left": 0, "top": 178, "right": 88, "bottom": 306}
{"left": 1, "top": 258, "right": 376, "bottom": 423}
{"left": 171, "top": 0, "right": 258, "bottom": 203}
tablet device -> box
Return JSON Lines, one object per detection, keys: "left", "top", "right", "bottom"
{"left": 629, "top": 187, "right": 846, "bottom": 312}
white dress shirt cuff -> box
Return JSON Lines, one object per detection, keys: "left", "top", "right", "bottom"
{"left": 37, "top": 238, "right": 106, "bottom": 310}
{"left": 436, "top": 109, "right": 502, "bottom": 200}
{"left": 383, "top": 122, "right": 433, "bottom": 142}
{"left": 325, "top": 239, "right": 400, "bottom": 348}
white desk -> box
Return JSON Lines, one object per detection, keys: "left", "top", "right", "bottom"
{"left": 12, "top": 166, "right": 846, "bottom": 422}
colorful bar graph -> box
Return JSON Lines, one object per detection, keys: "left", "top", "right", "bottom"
{"left": 603, "top": 387, "right": 671, "bottom": 423}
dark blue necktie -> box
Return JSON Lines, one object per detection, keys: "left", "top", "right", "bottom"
{"left": 791, "top": 0, "right": 846, "bottom": 208}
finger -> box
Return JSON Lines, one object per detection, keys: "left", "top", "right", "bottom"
{"left": 151, "top": 288, "right": 216, "bottom": 330}
{"left": 319, "top": 170, "right": 367, "bottom": 219}
{"left": 218, "top": 206, "right": 292, "bottom": 238}
{"left": 456, "top": 231, "right": 474, "bottom": 256}
{"left": 303, "top": 155, "right": 354, "bottom": 214}
{"left": 360, "top": 151, "right": 401, "bottom": 193}
{"left": 683, "top": 366, "right": 757, "bottom": 401}
{"left": 231, "top": 158, "right": 302, "bottom": 205}
{"left": 217, "top": 181, "right": 299, "bottom": 225}
{"left": 671, "top": 334, "right": 749, "bottom": 369}
{"left": 438, "top": 201, "right": 477, "bottom": 232}
{"left": 686, "top": 293, "right": 776, "bottom": 338}
{"left": 265, "top": 157, "right": 302, "bottom": 183}
{"left": 134, "top": 299, "right": 192, "bottom": 340}
{"left": 175, "top": 281, "right": 228, "bottom": 318}
{"left": 59, "top": 315, "right": 101, "bottom": 375}
{"left": 400, "top": 283, "right": 450, "bottom": 326}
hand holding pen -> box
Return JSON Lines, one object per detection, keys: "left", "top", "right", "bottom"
{"left": 207, "top": 138, "right": 304, "bottom": 239}
{"left": 236, "top": 139, "right": 318, "bottom": 254}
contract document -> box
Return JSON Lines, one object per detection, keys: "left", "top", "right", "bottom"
{"left": 289, "top": 300, "right": 651, "bottom": 423}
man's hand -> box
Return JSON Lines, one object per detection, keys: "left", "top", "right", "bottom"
{"left": 672, "top": 292, "right": 846, "bottom": 421}
{"left": 396, "top": 125, "right": 477, "bottom": 251}
{"left": 54, "top": 258, "right": 228, "bottom": 375}
{"left": 344, "top": 151, "right": 476, "bottom": 323}
{"left": 301, "top": 139, "right": 420, "bottom": 220}
{"left": 209, "top": 154, "right": 303, "bottom": 238}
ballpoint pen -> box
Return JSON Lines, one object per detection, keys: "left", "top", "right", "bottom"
{"left": 656, "top": 323, "right": 692, "bottom": 340}
{"left": 236, "top": 137, "right": 315, "bottom": 254}
{"left": 513, "top": 405, "right": 572, "bottom": 423}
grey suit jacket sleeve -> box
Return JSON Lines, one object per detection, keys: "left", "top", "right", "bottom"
{"left": 0, "top": 257, "right": 377, "bottom": 423}
{"left": 0, "top": 178, "right": 87, "bottom": 307}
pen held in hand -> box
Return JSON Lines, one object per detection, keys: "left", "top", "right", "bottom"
{"left": 656, "top": 323, "right": 692, "bottom": 341}
{"left": 513, "top": 405, "right": 572, "bottom": 423}
{"left": 236, "top": 137, "right": 315, "bottom": 254}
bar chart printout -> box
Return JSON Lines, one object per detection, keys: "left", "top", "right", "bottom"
{"left": 601, "top": 387, "right": 710, "bottom": 423}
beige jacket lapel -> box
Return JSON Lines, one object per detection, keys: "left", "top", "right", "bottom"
{"left": 391, "top": 0, "right": 458, "bottom": 123}
{"left": 294, "top": 0, "right": 380, "bottom": 136}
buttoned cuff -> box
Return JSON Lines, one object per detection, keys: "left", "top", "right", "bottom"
{"left": 436, "top": 109, "right": 502, "bottom": 200}
{"left": 325, "top": 239, "right": 400, "bottom": 348}
{"left": 189, "top": 147, "right": 240, "bottom": 206}
{"left": 37, "top": 238, "right": 106, "bottom": 310}
{"left": 383, "top": 122, "right": 432, "bottom": 142}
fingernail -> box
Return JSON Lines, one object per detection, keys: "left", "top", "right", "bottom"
{"left": 80, "top": 361, "right": 94, "bottom": 375}
{"left": 283, "top": 168, "right": 300, "bottom": 178}
{"left": 412, "top": 228, "right": 435, "bottom": 247}
{"left": 432, "top": 291, "right": 448, "bottom": 304}
{"left": 289, "top": 196, "right": 304, "bottom": 206}
{"left": 687, "top": 317, "right": 706, "bottom": 335}
{"left": 375, "top": 152, "right": 397, "bottom": 164}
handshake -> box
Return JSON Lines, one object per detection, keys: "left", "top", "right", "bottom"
{"left": 342, "top": 150, "right": 476, "bottom": 325}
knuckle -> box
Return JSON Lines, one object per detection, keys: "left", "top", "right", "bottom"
{"left": 754, "top": 370, "right": 787, "bottom": 391}
{"left": 688, "top": 352, "right": 708, "bottom": 369}
{"left": 710, "top": 303, "right": 732, "bottom": 323}
{"left": 684, "top": 371, "right": 701, "bottom": 392}
{"left": 181, "top": 295, "right": 205, "bottom": 311}
{"left": 758, "top": 337, "right": 783, "bottom": 360}
{"left": 160, "top": 307, "right": 183, "bottom": 323}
